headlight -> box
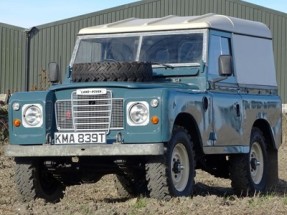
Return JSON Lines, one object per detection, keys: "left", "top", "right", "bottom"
{"left": 127, "top": 102, "right": 149, "bottom": 126}
{"left": 22, "top": 104, "right": 43, "bottom": 127}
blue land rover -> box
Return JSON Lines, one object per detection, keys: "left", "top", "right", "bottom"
{"left": 6, "top": 14, "right": 281, "bottom": 202}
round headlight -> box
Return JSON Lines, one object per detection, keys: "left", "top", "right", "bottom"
{"left": 129, "top": 103, "right": 149, "bottom": 125}
{"left": 23, "top": 105, "right": 43, "bottom": 127}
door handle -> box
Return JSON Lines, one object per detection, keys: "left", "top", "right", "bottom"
{"left": 234, "top": 103, "right": 240, "bottom": 117}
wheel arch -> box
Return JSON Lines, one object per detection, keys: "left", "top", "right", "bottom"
{"left": 251, "top": 119, "right": 279, "bottom": 190}
{"left": 253, "top": 119, "right": 277, "bottom": 151}
{"left": 174, "top": 112, "right": 203, "bottom": 155}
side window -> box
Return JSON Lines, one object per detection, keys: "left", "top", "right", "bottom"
{"left": 208, "top": 35, "right": 231, "bottom": 75}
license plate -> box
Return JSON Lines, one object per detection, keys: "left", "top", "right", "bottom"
{"left": 54, "top": 132, "right": 106, "bottom": 144}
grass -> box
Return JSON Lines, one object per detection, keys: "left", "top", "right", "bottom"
{"left": 134, "top": 198, "right": 148, "bottom": 209}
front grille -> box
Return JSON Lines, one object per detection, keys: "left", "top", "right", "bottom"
{"left": 111, "top": 99, "right": 124, "bottom": 129}
{"left": 55, "top": 90, "right": 124, "bottom": 133}
{"left": 72, "top": 91, "right": 112, "bottom": 131}
{"left": 56, "top": 100, "right": 73, "bottom": 130}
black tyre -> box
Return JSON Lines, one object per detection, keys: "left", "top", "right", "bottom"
{"left": 114, "top": 174, "right": 134, "bottom": 198}
{"left": 15, "top": 158, "right": 64, "bottom": 202}
{"left": 145, "top": 126, "right": 195, "bottom": 200}
{"left": 72, "top": 61, "right": 153, "bottom": 82}
{"left": 114, "top": 171, "right": 148, "bottom": 198}
{"left": 230, "top": 127, "right": 268, "bottom": 196}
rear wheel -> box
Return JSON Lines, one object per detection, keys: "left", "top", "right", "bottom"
{"left": 145, "top": 126, "right": 195, "bottom": 200}
{"left": 15, "top": 158, "right": 64, "bottom": 202}
{"left": 114, "top": 165, "right": 148, "bottom": 198}
{"left": 230, "top": 127, "right": 268, "bottom": 196}
{"left": 114, "top": 174, "right": 134, "bottom": 198}
{"left": 114, "top": 175, "right": 148, "bottom": 198}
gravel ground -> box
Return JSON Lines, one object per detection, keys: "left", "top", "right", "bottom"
{"left": 1, "top": 139, "right": 287, "bottom": 215}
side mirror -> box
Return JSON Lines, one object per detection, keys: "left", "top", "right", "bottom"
{"left": 48, "top": 62, "right": 59, "bottom": 83}
{"left": 219, "top": 55, "right": 232, "bottom": 76}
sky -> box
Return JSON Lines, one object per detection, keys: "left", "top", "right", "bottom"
{"left": 0, "top": 0, "right": 138, "bottom": 28}
{"left": 0, "top": 0, "right": 287, "bottom": 28}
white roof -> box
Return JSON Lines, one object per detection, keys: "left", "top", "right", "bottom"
{"left": 79, "top": 13, "right": 272, "bottom": 38}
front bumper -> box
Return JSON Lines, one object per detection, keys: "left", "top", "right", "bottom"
{"left": 5, "top": 143, "right": 164, "bottom": 157}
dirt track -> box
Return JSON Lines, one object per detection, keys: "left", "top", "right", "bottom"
{"left": 1, "top": 139, "right": 287, "bottom": 215}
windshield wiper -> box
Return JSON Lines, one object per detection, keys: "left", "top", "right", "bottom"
{"left": 152, "top": 62, "right": 174, "bottom": 69}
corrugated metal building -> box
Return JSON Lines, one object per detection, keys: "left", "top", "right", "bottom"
{"left": 0, "top": 23, "right": 26, "bottom": 93}
{"left": 1, "top": 0, "right": 287, "bottom": 102}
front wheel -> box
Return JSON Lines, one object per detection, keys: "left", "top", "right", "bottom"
{"left": 145, "top": 126, "right": 195, "bottom": 200}
{"left": 15, "top": 158, "right": 65, "bottom": 202}
{"left": 230, "top": 127, "right": 268, "bottom": 196}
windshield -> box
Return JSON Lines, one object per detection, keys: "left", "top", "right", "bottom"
{"left": 140, "top": 34, "right": 203, "bottom": 64}
{"left": 73, "top": 32, "right": 204, "bottom": 65}
{"left": 74, "top": 37, "right": 139, "bottom": 63}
